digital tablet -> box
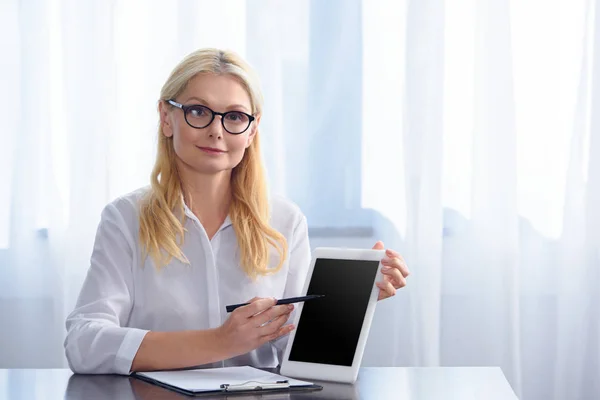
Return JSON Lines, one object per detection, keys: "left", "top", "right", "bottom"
{"left": 279, "top": 247, "right": 385, "bottom": 383}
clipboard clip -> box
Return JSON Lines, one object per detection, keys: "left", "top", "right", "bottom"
{"left": 220, "top": 380, "right": 290, "bottom": 392}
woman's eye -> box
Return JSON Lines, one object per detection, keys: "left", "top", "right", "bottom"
{"left": 226, "top": 112, "right": 245, "bottom": 122}
{"left": 189, "top": 107, "right": 207, "bottom": 117}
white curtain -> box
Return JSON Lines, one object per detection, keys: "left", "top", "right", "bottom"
{"left": 1, "top": 1, "right": 599, "bottom": 399}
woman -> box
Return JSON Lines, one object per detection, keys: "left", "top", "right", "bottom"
{"left": 64, "top": 48, "right": 410, "bottom": 375}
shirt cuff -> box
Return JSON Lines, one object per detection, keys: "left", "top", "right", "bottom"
{"left": 114, "top": 328, "right": 149, "bottom": 375}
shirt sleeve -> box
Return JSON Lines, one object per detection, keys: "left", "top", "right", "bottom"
{"left": 64, "top": 202, "right": 149, "bottom": 375}
{"left": 271, "top": 215, "right": 311, "bottom": 364}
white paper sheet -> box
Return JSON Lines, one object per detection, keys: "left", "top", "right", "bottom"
{"left": 136, "top": 366, "right": 314, "bottom": 392}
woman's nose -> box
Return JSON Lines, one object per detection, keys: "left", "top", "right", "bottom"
{"left": 207, "top": 115, "right": 224, "bottom": 138}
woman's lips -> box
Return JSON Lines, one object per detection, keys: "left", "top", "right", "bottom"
{"left": 197, "top": 146, "right": 226, "bottom": 154}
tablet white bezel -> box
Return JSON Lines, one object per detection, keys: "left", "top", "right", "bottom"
{"left": 279, "top": 247, "right": 384, "bottom": 383}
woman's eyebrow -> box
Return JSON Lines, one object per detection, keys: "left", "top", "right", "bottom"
{"left": 183, "top": 96, "right": 209, "bottom": 105}
{"left": 227, "top": 104, "right": 251, "bottom": 112}
{"left": 183, "top": 96, "right": 250, "bottom": 113}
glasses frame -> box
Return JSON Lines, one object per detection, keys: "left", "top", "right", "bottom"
{"left": 167, "top": 99, "right": 255, "bottom": 135}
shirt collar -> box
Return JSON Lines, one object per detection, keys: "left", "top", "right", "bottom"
{"left": 181, "top": 196, "right": 233, "bottom": 230}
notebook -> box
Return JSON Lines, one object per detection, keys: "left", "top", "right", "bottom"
{"left": 133, "top": 366, "right": 323, "bottom": 397}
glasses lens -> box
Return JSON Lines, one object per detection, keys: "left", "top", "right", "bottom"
{"left": 223, "top": 111, "right": 251, "bottom": 134}
{"left": 185, "top": 105, "right": 213, "bottom": 128}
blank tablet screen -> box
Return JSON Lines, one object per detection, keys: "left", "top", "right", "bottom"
{"left": 288, "top": 258, "right": 379, "bottom": 366}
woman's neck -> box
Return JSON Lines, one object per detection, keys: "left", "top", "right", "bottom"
{"left": 179, "top": 166, "right": 232, "bottom": 239}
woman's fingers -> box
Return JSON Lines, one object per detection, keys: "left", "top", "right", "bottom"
{"left": 236, "top": 298, "right": 277, "bottom": 319}
{"left": 265, "top": 321, "right": 296, "bottom": 342}
{"left": 382, "top": 266, "right": 407, "bottom": 289}
{"left": 252, "top": 304, "right": 293, "bottom": 327}
{"left": 385, "top": 248, "right": 404, "bottom": 261}
{"left": 259, "top": 312, "right": 293, "bottom": 338}
{"left": 381, "top": 256, "right": 410, "bottom": 278}
{"left": 377, "top": 280, "right": 396, "bottom": 300}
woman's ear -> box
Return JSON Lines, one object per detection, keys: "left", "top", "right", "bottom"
{"left": 159, "top": 101, "right": 174, "bottom": 138}
{"left": 246, "top": 114, "right": 260, "bottom": 148}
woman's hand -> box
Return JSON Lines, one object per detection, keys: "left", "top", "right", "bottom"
{"left": 372, "top": 241, "right": 410, "bottom": 301}
{"left": 216, "top": 297, "right": 295, "bottom": 359}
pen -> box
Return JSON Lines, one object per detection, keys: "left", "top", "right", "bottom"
{"left": 225, "top": 294, "right": 325, "bottom": 313}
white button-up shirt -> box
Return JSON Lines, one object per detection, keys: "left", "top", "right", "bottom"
{"left": 64, "top": 188, "right": 311, "bottom": 375}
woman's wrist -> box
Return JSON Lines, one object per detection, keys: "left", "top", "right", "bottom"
{"left": 132, "top": 328, "right": 231, "bottom": 372}
{"left": 207, "top": 326, "right": 232, "bottom": 361}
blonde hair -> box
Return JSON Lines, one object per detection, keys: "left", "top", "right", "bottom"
{"left": 139, "top": 48, "right": 287, "bottom": 280}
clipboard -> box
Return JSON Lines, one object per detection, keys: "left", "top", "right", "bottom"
{"left": 132, "top": 366, "right": 323, "bottom": 397}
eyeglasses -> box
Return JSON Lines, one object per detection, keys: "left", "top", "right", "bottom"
{"left": 167, "top": 99, "right": 255, "bottom": 135}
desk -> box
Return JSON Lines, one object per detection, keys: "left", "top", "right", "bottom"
{"left": 0, "top": 367, "right": 518, "bottom": 399}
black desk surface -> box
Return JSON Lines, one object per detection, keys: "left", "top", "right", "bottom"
{"left": 0, "top": 367, "right": 518, "bottom": 399}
